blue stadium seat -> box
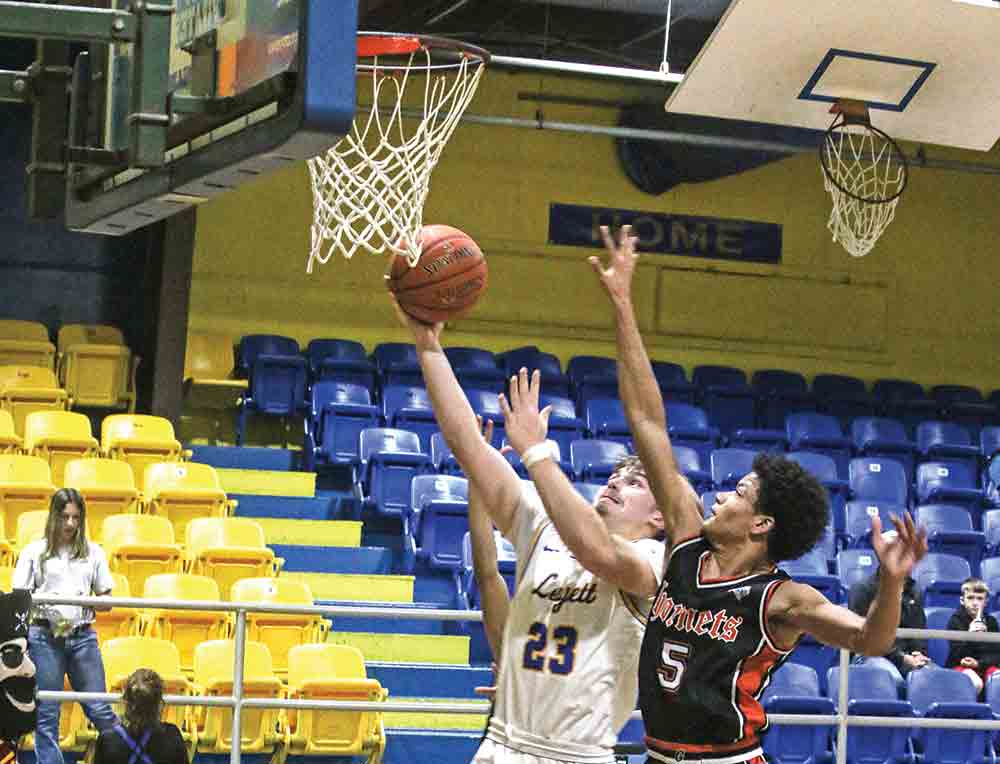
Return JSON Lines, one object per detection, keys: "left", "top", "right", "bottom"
{"left": 372, "top": 342, "right": 423, "bottom": 388}
{"left": 916, "top": 462, "right": 985, "bottom": 519}
{"left": 760, "top": 662, "right": 834, "bottom": 764}
{"left": 786, "top": 452, "right": 850, "bottom": 536}
{"left": 381, "top": 385, "right": 439, "bottom": 453}
{"left": 827, "top": 665, "right": 914, "bottom": 764}
{"left": 693, "top": 365, "right": 757, "bottom": 437}
{"left": 931, "top": 385, "right": 996, "bottom": 437}
{"left": 503, "top": 439, "right": 573, "bottom": 480}
{"left": 981, "top": 427, "right": 1000, "bottom": 460}
{"left": 458, "top": 530, "right": 516, "bottom": 610}
{"left": 837, "top": 549, "right": 880, "bottom": 593}
{"left": 873, "top": 379, "right": 940, "bottom": 437}
{"left": 924, "top": 606, "right": 954, "bottom": 667}
{"left": 303, "top": 381, "right": 379, "bottom": 472}
{"left": 981, "top": 557, "right": 1000, "bottom": 611}
{"left": 849, "top": 458, "right": 909, "bottom": 507}
{"left": 815, "top": 524, "right": 837, "bottom": 564}
{"left": 812, "top": 373, "right": 876, "bottom": 429}
{"left": 916, "top": 421, "right": 981, "bottom": 475}
{"left": 710, "top": 448, "right": 758, "bottom": 490}
{"left": 444, "top": 347, "right": 506, "bottom": 393}
{"left": 584, "top": 398, "right": 631, "bottom": 446}
{"left": 986, "top": 675, "right": 1000, "bottom": 751}
{"left": 539, "top": 393, "right": 587, "bottom": 462}
{"left": 406, "top": 474, "right": 470, "bottom": 573}
{"left": 651, "top": 361, "right": 696, "bottom": 404}
{"left": 665, "top": 402, "right": 717, "bottom": 463}
{"left": 567, "top": 355, "right": 618, "bottom": 408}
{"left": 984, "top": 513, "right": 1000, "bottom": 558}
{"left": 787, "top": 638, "right": 838, "bottom": 696}
{"left": 701, "top": 491, "right": 718, "bottom": 519}
{"left": 752, "top": 369, "right": 818, "bottom": 430}
{"left": 358, "top": 428, "right": 433, "bottom": 520}
{"left": 236, "top": 334, "right": 307, "bottom": 445}
{"left": 465, "top": 389, "right": 505, "bottom": 447}
{"left": 430, "top": 432, "right": 462, "bottom": 476}
{"left": 673, "top": 446, "right": 713, "bottom": 496}
{"left": 913, "top": 553, "right": 972, "bottom": 608}
{"left": 852, "top": 417, "right": 918, "bottom": 484}
{"left": 781, "top": 549, "right": 841, "bottom": 603}
{"left": 786, "top": 413, "right": 852, "bottom": 480}
{"left": 305, "top": 338, "right": 376, "bottom": 392}
{"left": 728, "top": 425, "right": 788, "bottom": 454}
{"left": 498, "top": 346, "right": 570, "bottom": 397}
{"left": 906, "top": 667, "right": 994, "bottom": 764}
{"left": 574, "top": 482, "right": 603, "bottom": 505}
{"left": 915, "top": 504, "right": 984, "bottom": 576}
{"left": 570, "top": 439, "right": 628, "bottom": 484}
{"left": 843, "top": 501, "right": 906, "bottom": 549}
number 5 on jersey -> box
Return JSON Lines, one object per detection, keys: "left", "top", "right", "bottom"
{"left": 522, "top": 622, "right": 578, "bottom": 675}
{"left": 658, "top": 640, "right": 690, "bottom": 692}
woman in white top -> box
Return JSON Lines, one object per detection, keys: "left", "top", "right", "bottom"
{"left": 12, "top": 488, "right": 119, "bottom": 764}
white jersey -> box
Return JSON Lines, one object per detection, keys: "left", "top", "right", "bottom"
{"left": 482, "top": 482, "right": 665, "bottom": 764}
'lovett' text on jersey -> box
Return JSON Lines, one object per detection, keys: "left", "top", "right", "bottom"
{"left": 638, "top": 535, "right": 798, "bottom": 759}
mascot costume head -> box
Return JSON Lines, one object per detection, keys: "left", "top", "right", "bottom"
{"left": 0, "top": 589, "right": 36, "bottom": 758}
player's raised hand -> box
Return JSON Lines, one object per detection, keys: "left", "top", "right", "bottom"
{"left": 870, "top": 511, "right": 928, "bottom": 583}
{"left": 497, "top": 368, "right": 552, "bottom": 456}
{"left": 388, "top": 293, "right": 443, "bottom": 349}
{"left": 589, "top": 224, "right": 640, "bottom": 306}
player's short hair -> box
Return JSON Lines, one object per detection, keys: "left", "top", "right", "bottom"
{"left": 961, "top": 577, "right": 989, "bottom": 596}
{"left": 613, "top": 454, "right": 645, "bottom": 477}
{"left": 753, "top": 453, "right": 829, "bottom": 563}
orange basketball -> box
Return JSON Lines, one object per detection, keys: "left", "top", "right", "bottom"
{"left": 387, "top": 225, "right": 488, "bottom": 324}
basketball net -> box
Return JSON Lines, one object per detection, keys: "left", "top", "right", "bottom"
{"left": 820, "top": 101, "right": 908, "bottom": 258}
{"left": 306, "top": 36, "right": 488, "bottom": 273}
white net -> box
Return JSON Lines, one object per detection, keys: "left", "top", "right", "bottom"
{"left": 306, "top": 40, "right": 487, "bottom": 273}
{"left": 821, "top": 122, "right": 907, "bottom": 258}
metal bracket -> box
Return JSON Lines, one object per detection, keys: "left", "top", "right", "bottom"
{"left": 0, "top": 1, "right": 137, "bottom": 43}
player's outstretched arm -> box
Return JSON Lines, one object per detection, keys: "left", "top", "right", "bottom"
{"left": 468, "top": 419, "right": 511, "bottom": 661}
{"left": 499, "top": 368, "right": 660, "bottom": 598}
{"left": 391, "top": 297, "right": 522, "bottom": 536}
{"left": 769, "top": 513, "right": 929, "bottom": 655}
{"left": 589, "top": 225, "right": 703, "bottom": 544}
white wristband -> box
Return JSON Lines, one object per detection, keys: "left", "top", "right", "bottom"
{"left": 521, "top": 442, "right": 553, "bottom": 470}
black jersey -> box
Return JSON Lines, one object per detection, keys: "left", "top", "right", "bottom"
{"left": 638, "top": 535, "right": 797, "bottom": 760}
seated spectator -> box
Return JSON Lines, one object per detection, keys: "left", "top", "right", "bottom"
{"left": 848, "top": 534, "right": 931, "bottom": 683}
{"left": 945, "top": 576, "right": 1000, "bottom": 694}
{"left": 93, "top": 669, "right": 186, "bottom": 764}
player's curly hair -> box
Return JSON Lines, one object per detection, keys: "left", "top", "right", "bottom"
{"left": 753, "top": 453, "right": 829, "bottom": 563}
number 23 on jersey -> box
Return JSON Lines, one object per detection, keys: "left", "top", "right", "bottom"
{"left": 522, "top": 622, "right": 578, "bottom": 675}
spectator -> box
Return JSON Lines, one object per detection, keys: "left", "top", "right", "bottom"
{"left": 945, "top": 577, "right": 1000, "bottom": 694}
{"left": 93, "top": 669, "right": 187, "bottom": 764}
{"left": 848, "top": 541, "right": 931, "bottom": 683}
{"left": 12, "top": 488, "right": 118, "bottom": 764}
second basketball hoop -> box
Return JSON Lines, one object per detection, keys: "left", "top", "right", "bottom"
{"left": 306, "top": 32, "right": 490, "bottom": 273}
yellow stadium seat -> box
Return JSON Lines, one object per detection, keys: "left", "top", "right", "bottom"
{"left": 184, "top": 518, "right": 281, "bottom": 601}
{"left": 56, "top": 324, "right": 137, "bottom": 411}
{"left": 230, "top": 577, "right": 328, "bottom": 676}
{"left": 102, "top": 636, "right": 197, "bottom": 752}
{"left": 0, "top": 455, "right": 55, "bottom": 543}
{"left": 184, "top": 333, "right": 247, "bottom": 409}
{"left": 0, "top": 320, "right": 55, "bottom": 369}
{"left": 63, "top": 458, "right": 139, "bottom": 543}
{"left": 0, "top": 411, "right": 21, "bottom": 454}
{"left": 101, "top": 414, "right": 187, "bottom": 485}
{"left": 285, "top": 644, "right": 387, "bottom": 762}
{"left": 0, "top": 567, "right": 11, "bottom": 590}
{"left": 92, "top": 574, "right": 139, "bottom": 646}
{"left": 0, "top": 515, "right": 15, "bottom": 568}
{"left": 142, "top": 573, "right": 229, "bottom": 675}
{"left": 15, "top": 510, "right": 47, "bottom": 551}
{"left": 0, "top": 366, "right": 69, "bottom": 436}
{"left": 193, "top": 640, "right": 283, "bottom": 754}
{"left": 24, "top": 411, "right": 99, "bottom": 487}
{"left": 102, "top": 514, "right": 182, "bottom": 597}
{"left": 143, "top": 461, "right": 233, "bottom": 543}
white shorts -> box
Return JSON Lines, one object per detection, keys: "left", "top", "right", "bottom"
{"left": 472, "top": 737, "right": 619, "bottom": 764}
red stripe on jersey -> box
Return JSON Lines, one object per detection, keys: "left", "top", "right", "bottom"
{"left": 735, "top": 641, "right": 783, "bottom": 740}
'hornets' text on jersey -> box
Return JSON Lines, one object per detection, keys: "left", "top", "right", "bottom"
{"left": 638, "top": 535, "right": 798, "bottom": 763}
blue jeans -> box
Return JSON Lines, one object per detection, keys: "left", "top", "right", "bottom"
{"left": 28, "top": 624, "right": 119, "bottom": 764}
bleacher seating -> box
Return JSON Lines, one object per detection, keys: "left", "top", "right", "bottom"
{"left": 444, "top": 346, "right": 506, "bottom": 393}
{"left": 907, "top": 666, "right": 994, "bottom": 764}
{"left": 913, "top": 553, "right": 972, "bottom": 607}
{"left": 381, "top": 385, "right": 439, "bottom": 453}
{"left": 849, "top": 457, "right": 909, "bottom": 507}
{"left": 915, "top": 462, "right": 984, "bottom": 519}
{"left": 650, "top": 360, "right": 697, "bottom": 404}
{"left": 23, "top": 410, "right": 99, "bottom": 486}
{"left": 101, "top": 414, "right": 187, "bottom": 485}
{"left": 924, "top": 606, "right": 954, "bottom": 667}
{"left": 843, "top": 500, "right": 905, "bottom": 549}
{"left": 144, "top": 460, "right": 233, "bottom": 542}
{"left": 184, "top": 517, "right": 280, "bottom": 601}
{"left": 539, "top": 393, "right": 586, "bottom": 461}
{"left": 0, "top": 319, "right": 55, "bottom": 369}
{"left": 92, "top": 573, "right": 139, "bottom": 645}
{"left": 812, "top": 373, "right": 876, "bottom": 427}
{"left": 499, "top": 346, "right": 570, "bottom": 397}
{"left": 235, "top": 334, "right": 308, "bottom": 445}
{"left": 0, "top": 365, "right": 69, "bottom": 436}
{"left": 570, "top": 439, "right": 628, "bottom": 483}
{"left": 142, "top": 573, "right": 229, "bottom": 674}
{"left": 827, "top": 665, "right": 914, "bottom": 764}
{"left": 372, "top": 342, "right": 422, "bottom": 388}
{"left": 786, "top": 413, "right": 852, "bottom": 479}
{"left": 566, "top": 355, "right": 618, "bottom": 408}
{"left": 358, "top": 427, "right": 434, "bottom": 518}
{"left": 915, "top": 504, "right": 985, "bottom": 575}
{"left": 932, "top": 384, "right": 996, "bottom": 436}
{"left": 852, "top": 417, "right": 918, "bottom": 483}
{"left": 692, "top": 364, "right": 756, "bottom": 436}
{"left": 916, "top": 421, "right": 981, "bottom": 474}
{"left": 306, "top": 338, "right": 377, "bottom": 392}
{"left": 786, "top": 451, "right": 849, "bottom": 535}
{"left": 759, "top": 661, "right": 834, "bottom": 764}
{"left": 63, "top": 458, "right": 139, "bottom": 540}
{"left": 873, "top": 379, "right": 940, "bottom": 436}
{"left": 752, "top": 369, "right": 817, "bottom": 430}
{"left": 56, "top": 323, "right": 137, "bottom": 411}
{"left": 673, "top": 446, "right": 713, "bottom": 495}
{"left": 584, "top": 397, "right": 631, "bottom": 446}
{"left": 665, "top": 402, "right": 716, "bottom": 464}
{"left": 0, "top": 454, "right": 55, "bottom": 543}
{"left": 0, "top": 411, "right": 20, "bottom": 453}
{"left": 102, "top": 513, "right": 183, "bottom": 596}
{"left": 183, "top": 331, "right": 247, "bottom": 411}
{"left": 15, "top": 510, "right": 47, "bottom": 552}
{"left": 304, "top": 381, "right": 380, "bottom": 471}
{"left": 710, "top": 448, "right": 757, "bottom": 490}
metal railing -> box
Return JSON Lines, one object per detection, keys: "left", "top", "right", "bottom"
{"left": 33, "top": 594, "right": 1000, "bottom": 764}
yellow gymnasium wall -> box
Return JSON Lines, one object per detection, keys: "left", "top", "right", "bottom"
{"left": 188, "top": 70, "right": 1000, "bottom": 392}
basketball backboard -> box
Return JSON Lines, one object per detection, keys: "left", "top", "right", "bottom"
{"left": 62, "top": 0, "right": 357, "bottom": 234}
{"left": 666, "top": 0, "right": 1000, "bottom": 152}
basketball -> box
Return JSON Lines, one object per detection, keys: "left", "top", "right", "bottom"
{"left": 386, "top": 225, "right": 488, "bottom": 324}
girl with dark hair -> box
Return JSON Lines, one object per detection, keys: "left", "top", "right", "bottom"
{"left": 12, "top": 488, "right": 119, "bottom": 764}
{"left": 94, "top": 669, "right": 187, "bottom": 764}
